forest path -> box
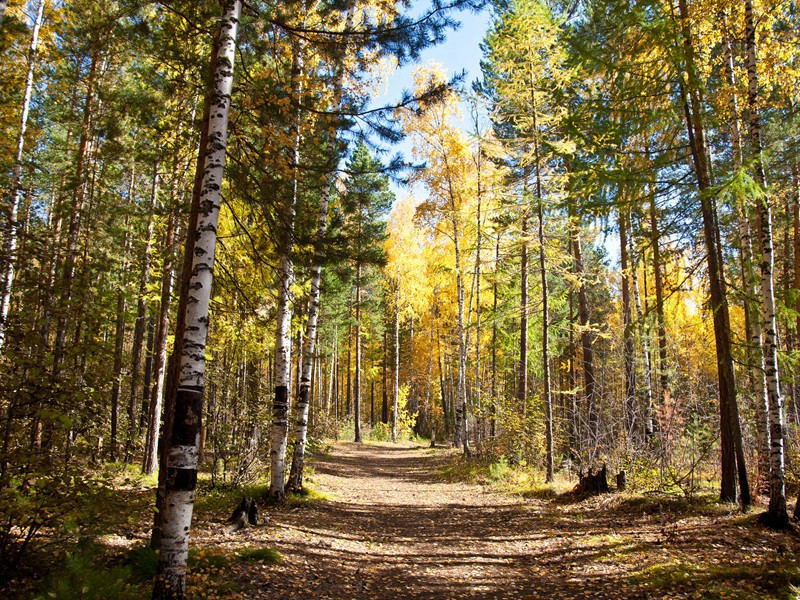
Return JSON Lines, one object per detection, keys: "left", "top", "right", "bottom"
{"left": 216, "top": 442, "right": 796, "bottom": 599}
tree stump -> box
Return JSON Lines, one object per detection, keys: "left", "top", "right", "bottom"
{"left": 616, "top": 470, "right": 627, "bottom": 491}
{"left": 228, "top": 497, "right": 259, "bottom": 532}
{"left": 430, "top": 431, "right": 436, "bottom": 448}
{"left": 574, "top": 464, "right": 610, "bottom": 495}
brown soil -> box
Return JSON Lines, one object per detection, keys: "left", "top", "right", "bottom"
{"left": 189, "top": 441, "right": 800, "bottom": 600}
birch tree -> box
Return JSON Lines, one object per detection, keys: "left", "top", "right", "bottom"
{"left": 152, "top": 2, "right": 240, "bottom": 597}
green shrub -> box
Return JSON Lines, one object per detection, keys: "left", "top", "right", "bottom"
{"left": 126, "top": 544, "right": 158, "bottom": 580}
{"left": 35, "top": 543, "right": 145, "bottom": 600}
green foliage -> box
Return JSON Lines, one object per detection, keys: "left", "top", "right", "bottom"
{"left": 188, "top": 548, "right": 229, "bottom": 571}
{"left": 284, "top": 486, "right": 330, "bottom": 508}
{"left": 487, "top": 455, "right": 510, "bottom": 481}
{"left": 235, "top": 546, "right": 282, "bottom": 564}
{"left": 126, "top": 544, "right": 158, "bottom": 581}
{"left": 194, "top": 481, "right": 270, "bottom": 516}
{"left": 33, "top": 542, "right": 146, "bottom": 600}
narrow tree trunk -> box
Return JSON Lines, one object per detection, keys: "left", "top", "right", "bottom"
{"left": 382, "top": 329, "right": 388, "bottom": 424}
{"left": 675, "top": 0, "right": 750, "bottom": 507}
{"left": 393, "top": 285, "right": 400, "bottom": 443}
{"left": 572, "top": 207, "right": 597, "bottom": 454}
{"left": 143, "top": 210, "right": 176, "bottom": 475}
{"left": 620, "top": 207, "right": 636, "bottom": 443}
{"left": 491, "top": 232, "right": 499, "bottom": 438}
{"left": 538, "top": 191, "right": 553, "bottom": 482}
{"left": 152, "top": 4, "right": 239, "bottom": 597}
{"left": 0, "top": 0, "right": 45, "bottom": 350}
{"left": 629, "top": 230, "right": 654, "bottom": 441}
{"left": 53, "top": 49, "right": 99, "bottom": 374}
{"left": 354, "top": 263, "right": 363, "bottom": 442}
{"left": 518, "top": 213, "right": 529, "bottom": 424}
{"left": 474, "top": 146, "right": 483, "bottom": 450}
{"left": 270, "top": 36, "right": 305, "bottom": 500}
{"left": 648, "top": 179, "right": 668, "bottom": 427}
{"left": 126, "top": 166, "right": 158, "bottom": 462}
{"left": 721, "top": 19, "right": 770, "bottom": 486}
{"left": 744, "top": 0, "right": 787, "bottom": 527}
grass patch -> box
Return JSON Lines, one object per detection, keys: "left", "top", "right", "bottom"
{"left": 33, "top": 542, "right": 147, "bottom": 600}
{"left": 439, "top": 454, "right": 575, "bottom": 500}
{"left": 616, "top": 492, "right": 724, "bottom": 516}
{"left": 126, "top": 544, "right": 158, "bottom": 580}
{"left": 188, "top": 548, "right": 229, "bottom": 571}
{"left": 194, "top": 482, "right": 270, "bottom": 515}
{"left": 285, "top": 486, "right": 330, "bottom": 508}
{"left": 236, "top": 547, "right": 281, "bottom": 563}
{"left": 629, "top": 559, "right": 800, "bottom": 598}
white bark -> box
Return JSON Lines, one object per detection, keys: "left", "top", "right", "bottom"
{"left": 270, "top": 39, "right": 305, "bottom": 499}
{"left": 744, "top": 0, "right": 787, "bottom": 525}
{"left": 154, "top": 3, "right": 240, "bottom": 597}
{"left": 392, "top": 285, "right": 399, "bottom": 443}
{"left": 0, "top": 0, "right": 46, "bottom": 350}
{"left": 722, "top": 18, "right": 770, "bottom": 484}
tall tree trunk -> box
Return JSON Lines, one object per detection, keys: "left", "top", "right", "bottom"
{"left": 571, "top": 205, "right": 597, "bottom": 455}
{"left": 53, "top": 48, "right": 100, "bottom": 374}
{"left": 538, "top": 189, "right": 553, "bottom": 482}
{"left": 721, "top": 19, "right": 770, "bottom": 487}
{"left": 518, "top": 212, "right": 529, "bottom": 428}
{"left": 393, "top": 285, "right": 399, "bottom": 443}
{"left": 744, "top": 0, "right": 787, "bottom": 527}
{"left": 354, "top": 263, "right": 363, "bottom": 442}
{"left": 143, "top": 210, "right": 176, "bottom": 475}
{"left": 490, "top": 232, "right": 499, "bottom": 438}
{"left": 152, "top": 3, "right": 239, "bottom": 597}
{"left": 452, "top": 210, "right": 470, "bottom": 455}
{"left": 382, "top": 329, "right": 388, "bottom": 424}
{"left": 270, "top": 36, "right": 305, "bottom": 500}
{"left": 675, "top": 0, "right": 750, "bottom": 507}
{"left": 620, "top": 206, "right": 636, "bottom": 443}
{"left": 126, "top": 165, "right": 158, "bottom": 462}
{"left": 473, "top": 137, "right": 483, "bottom": 449}
{"left": 629, "top": 227, "right": 654, "bottom": 441}
{"left": 0, "top": 0, "right": 45, "bottom": 350}
{"left": 648, "top": 179, "right": 668, "bottom": 427}
{"left": 287, "top": 10, "right": 351, "bottom": 484}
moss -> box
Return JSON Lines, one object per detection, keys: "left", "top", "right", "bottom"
{"left": 236, "top": 547, "right": 282, "bottom": 564}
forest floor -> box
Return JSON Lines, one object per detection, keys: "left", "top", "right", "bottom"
{"left": 189, "top": 441, "right": 800, "bottom": 600}
{"left": 14, "top": 441, "right": 800, "bottom": 599}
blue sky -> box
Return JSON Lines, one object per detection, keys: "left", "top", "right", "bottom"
{"left": 372, "top": 4, "right": 494, "bottom": 197}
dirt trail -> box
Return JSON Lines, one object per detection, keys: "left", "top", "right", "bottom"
{"left": 216, "top": 442, "right": 798, "bottom": 599}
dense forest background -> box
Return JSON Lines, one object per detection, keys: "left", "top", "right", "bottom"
{"left": 0, "top": 0, "right": 799, "bottom": 597}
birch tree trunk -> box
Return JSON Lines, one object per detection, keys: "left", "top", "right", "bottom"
{"left": 152, "top": 3, "right": 240, "bottom": 597}
{"left": 0, "top": 0, "right": 46, "bottom": 351}
{"left": 393, "top": 285, "right": 399, "bottom": 443}
{"left": 287, "top": 170, "right": 332, "bottom": 490}
{"left": 354, "top": 263, "right": 363, "bottom": 442}
{"left": 143, "top": 210, "right": 176, "bottom": 476}
{"left": 744, "top": 0, "right": 787, "bottom": 527}
{"left": 382, "top": 329, "right": 388, "bottom": 424}
{"left": 269, "top": 36, "right": 305, "bottom": 499}
{"left": 721, "top": 19, "right": 770, "bottom": 487}
{"left": 620, "top": 207, "right": 636, "bottom": 443}
{"left": 287, "top": 8, "right": 352, "bottom": 485}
